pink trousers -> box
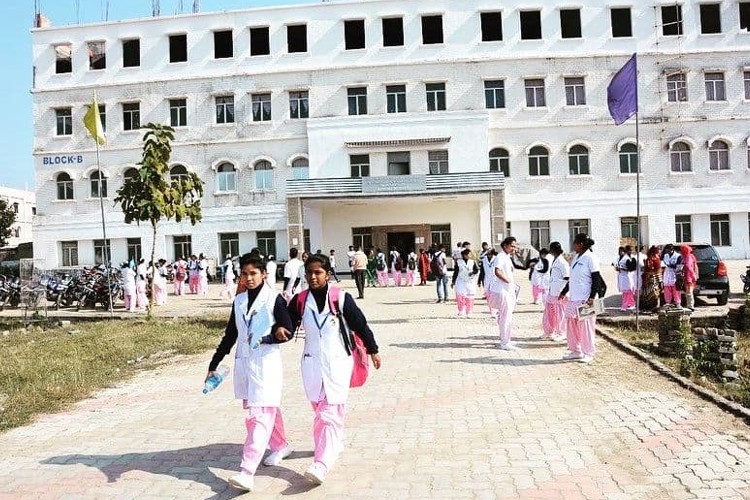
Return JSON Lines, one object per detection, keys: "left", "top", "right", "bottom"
{"left": 488, "top": 290, "right": 515, "bottom": 346}
{"left": 311, "top": 396, "right": 346, "bottom": 473}
{"left": 455, "top": 294, "right": 474, "bottom": 315}
{"left": 123, "top": 290, "right": 136, "bottom": 312}
{"left": 531, "top": 285, "right": 546, "bottom": 304}
{"left": 376, "top": 270, "right": 388, "bottom": 287}
{"left": 542, "top": 296, "right": 566, "bottom": 337}
{"left": 621, "top": 290, "right": 636, "bottom": 310}
{"left": 564, "top": 300, "right": 596, "bottom": 357}
{"left": 406, "top": 270, "right": 416, "bottom": 286}
{"left": 135, "top": 281, "right": 147, "bottom": 309}
{"left": 241, "top": 406, "right": 289, "bottom": 476}
{"left": 391, "top": 271, "right": 402, "bottom": 286}
{"left": 664, "top": 285, "right": 680, "bottom": 305}
{"left": 189, "top": 274, "right": 200, "bottom": 294}
{"left": 173, "top": 279, "right": 184, "bottom": 295}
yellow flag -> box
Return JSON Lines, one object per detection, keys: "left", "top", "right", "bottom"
{"left": 83, "top": 92, "right": 106, "bottom": 145}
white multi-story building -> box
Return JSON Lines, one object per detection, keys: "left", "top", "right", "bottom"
{"left": 0, "top": 186, "right": 35, "bottom": 249}
{"left": 31, "top": 0, "right": 750, "bottom": 271}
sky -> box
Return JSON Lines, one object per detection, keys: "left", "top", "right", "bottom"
{"left": 0, "top": 0, "right": 321, "bottom": 192}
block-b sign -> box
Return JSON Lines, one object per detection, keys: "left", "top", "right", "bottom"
{"left": 42, "top": 155, "right": 84, "bottom": 165}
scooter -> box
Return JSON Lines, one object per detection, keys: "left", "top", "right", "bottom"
{"left": 740, "top": 265, "right": 750, "bottom": 295}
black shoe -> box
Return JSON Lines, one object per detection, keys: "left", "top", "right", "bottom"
{"left": 436, "top": 299, "right": 442, "bottom": 303}
{"left": 357, "top": 296, "right": 364, "bottom": 300}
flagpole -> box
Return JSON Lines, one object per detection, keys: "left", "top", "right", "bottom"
{"left": 95, "top": 139, "right": 114, "bottom": 319}
{"left": 634, "top": 54, "right": 641, "bottom": 332}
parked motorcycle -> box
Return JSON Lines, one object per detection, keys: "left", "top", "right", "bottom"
{"left": 740, "top": 265, "right": 750, "bottom": 294}
{"left": 0, "top": 276, "right": 21, "bottom": 310}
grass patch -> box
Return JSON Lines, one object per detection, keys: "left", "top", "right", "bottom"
{"left": 612, "top": 326, "right": 750, "bottom": 409}
{"left": 0, "top": 316, "right": 227, "bottom": 432}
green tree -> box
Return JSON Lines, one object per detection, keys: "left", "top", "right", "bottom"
{"left": 114, "top": 123, "right": 204, "bottom": 316}
{"left": 0, "top": 200, "right": 17, "bottom": 248}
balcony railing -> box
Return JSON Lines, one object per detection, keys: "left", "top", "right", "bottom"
{"left": 286, "top": 171, "right": 504, "bottom": 198}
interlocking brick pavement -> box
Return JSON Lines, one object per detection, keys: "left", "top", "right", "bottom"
{"left": 0, "top": 281, "right": 749, "bottom": 499}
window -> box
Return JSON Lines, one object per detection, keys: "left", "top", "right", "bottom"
{"left": 61, "top": 241, "right": 78, "bottom": 267}
{"left": 666, "top": 73, "right": 688, "bottom": 102}
{"left": 54, "top": 44, "right": 72, "bottom": 74}
{"left": 428, "top": 151, "right": 449, "bottom": 174}
{"left": 94, "top": 239, "right": 112, "bottom": 265}
{"left": 662, "top": 5, "right": 683, "bottom": 36}
{"left": 386, "top": 85, "right": 406, "bottom": 113}
{"left": 98, "top": 104, "right": 106, "bottom": 132}
{"left": 528, "top": 146, "right": 550, "bottom": 176}
{"left": 289, "top": 91, "right": 309, "bottom": 119}
{"left": 675, "top": 215, "right": 692, "bottom": 243}
{"left": 173, "top": 235, "right": 192, "bottom": 260}
{"left": 421, "top": 15, "right": 444, "bottom": 44}
{"left": 87, "top": 41, "right": 105, "bottom": 70}
{"left": 484, "top": 80, "right": 505, "bottom": 109}
{"left": 705, "top": 72, "right": 726, "bottom": 101}
{"left": 430, "top": 224, "right": 452, "bottom": 247}
{"left": 670, "top": 141, "right": 692, "bottom": 172}
{"left": 252, "top": 93, "right": 272, "bottom": 122}
{"left": 123, "top": 167, "right": 138, "bottom": 182}
{"left": 56, "top": 172, "right": 74, "bottom": 200}
{"left": 568, "top": 145, "right": 590, "bottom": 175}
{"left": 169, "top": 34, "right": 188, "bottom": 63}
{"left": 480, "top": 12, "right": 503, "bottom": 41}
{"left": 744, "top": 71, "right": 750, "bottom": 100}
{"left": 215, "top": 95, "right": 235, "bottom": 124}
{"left": 709, "top": 140, "right": 730, "bottom": 171}
{"left": 214, "top": 30, "right": 233, "bottom": 59}
{"left": 564, "top": 77, "right": 586, "bottom": 106}
{"left": 347, "top": 87, "right": 368, "bottom": 115}
{"left": 122, "top": 102, "right": 140, "bottom": 131}
{"left": 710, "top": 214, "right": 731, "bottom": 246}
{"left": 219, "top": 233, "right": 240, "bottom": 259}
{"left": 524, "top": 78, "right": 546, "bottom": 107}
{"left": 169, "top": 98, "right": 187, "bottom": 127}
{"left": 291, "top": 158, "right": 309, "bottom": 180}
{"left": 742, "top": 2, "right": 750, "bottom": 31}
{"left": 127, "top": 238, "right": 142, "bottom": 262}
{"left": 90, "top": 169, "right": 107, "bottom": 198}
{"left": 352, "top": 227, "right": 372, "bottom": 251}
{"left": 350, "top": 154, "right": 370, "bottom": 177}
{"left": 520, "top": 10, "right": 542, "bottom": 40}
{"left": 387, "top": 152, "right": 410, "bottom": 175}
{"left": 257, "top": 232, "right": 276, "bottom": 259}
{"left": 426, "top": 83, "right": 446, "bottom": 111}
{"left": 254, "top": 160, "right": 274, "bottom": 189}
{"left": 621, "top": 217, "right": 638, "bottom": 239}
{"left": 610, "top": 8, "right": 632, "bottom": 38}
{"left": 170, "top": 164, "right": 189, "bottom": 183}
{"left": 560, "top": 9, "right": 582, "bottom": 38}
{"left": 382, "top": 17, "right": 404, "bottom": 46}
{"left": 568, "top": 219, "right": 590, "bottom": 249}
{"left": 489, "top": 148, "right": 510, "bottom": 176}
{"left": 345, "top": 19, "right": 365, "bottom": 49}
{"left": 287, "top": 24, "right": 307, "bottom": 53}
{"left": 619, "top": 143, "right": 639, "bottom": 174}
{"left": 32, "top": 207, "right": 36, "bottom": 215}
{"left": 122, "top": 39, "right": 140, "bottom": 67}
{"left": 250, "top": 27, "right": 270, "bottom": 56}
{"left": 55, "top": 108, "right": 72, "bottom": 136}
{"left": 699, "top": 4, "right": 722, "bottom": 34}
{"left": 530, "top": 221, "right": 550, "bottom": 250}
{"left": 216, "top": 162, "right": 236, "bottom": 192}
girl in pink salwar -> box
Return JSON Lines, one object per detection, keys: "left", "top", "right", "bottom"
{"left": 206, "top": 254, "right": 294, "bottom": 493}
{"left": 451, "top": 248, "right": 479, "bottom": 317}
{"left": 616, "top": 246, "right": 636, "bottom": 311}
{"left": 662, "top": 244, "right": 682, "bottom": 306}
{"left": 541, "top": 242, "right": 568, "bottom": 341}
{"left": 559, "top": 234, "right": 603, "bottom": 364}
{"left": 375, "top": 249, "right": 388, "bottom": 287}
{"left": 530, "top": 248, "right": 551, "bottom": 305}
{"left": 679, "top": 245, "right": 699, "bottom": 311}
{"left": 288, "top": 254, "right": 381, "bottom": 485}
{"left": 153, "top": 260, "right": 168, "bottom": 306}
{"left": 173, "top": 258, "right": 187, "bottom": 296}
{"left": 389, "top": 248, "right": 402, "bottom": 286}
{"left": 481, "top": 248, "right": 498, "bottom": 319}
{"left": 405, "top": 251, "right": 418, "bottom": 286}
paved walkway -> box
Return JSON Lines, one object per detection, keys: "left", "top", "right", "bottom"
{"left": 1, "top": 281, "right": 749, "bottom": 499}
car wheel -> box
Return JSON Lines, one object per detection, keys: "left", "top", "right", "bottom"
{"left": 716, "top": 295, "right": 728, "bottom": 306}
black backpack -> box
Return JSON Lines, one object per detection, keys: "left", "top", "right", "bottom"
{"left": 430, "top": 253, "right": 445, "bottom": 277}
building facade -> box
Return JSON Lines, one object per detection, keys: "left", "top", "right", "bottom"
{"left": 31, "top": 0, "right": 750, "bottom": 271}
{"left": 0, "top": 186, "right": 35, "bottom": 250}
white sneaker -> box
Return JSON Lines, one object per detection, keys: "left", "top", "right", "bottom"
{"left": 577, "top": 355, "right": 594, "bottom": 364}
{"left": 263, "top": 445, "right": 293, "bottom": 467}
{"left": 551, "top": 334, "right": 567, "bottom": 342}
{"left": 304, "top": 462, "right": 327, "bottom": 485}
{"left": 228, "top": 472, "right": 254, "bottom": 491}
{"left": 498, "top": 343, "right": 519, "bottom": 351}
{"left": 562, "top": 351, "right": 583, "bottom": 361}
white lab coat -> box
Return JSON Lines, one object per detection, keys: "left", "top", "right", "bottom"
{"left": 232, "top": 284, "right": 283, "bottom": 406}
{"left": 481, "top": 253, "right": 497, "bottom": 289}
{"left": 454, "top": 258, "right": 477, "bottom": 297}
{"left": 616, "top": 254, "right": 635, "bottom": 292}
{"left": 266, "top": 260, "right": 277, "bottom": 288}
{"left": 530, "top": 255, "right": 552, "bottom": 290}
{"left": 299, "top": 289, "right": 354, "bottom": 405}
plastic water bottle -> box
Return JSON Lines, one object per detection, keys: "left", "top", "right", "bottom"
{"left": 203, "top": 365, "right": 230, "bottom": 394}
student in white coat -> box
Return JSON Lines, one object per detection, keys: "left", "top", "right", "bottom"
{"left": 198, "top": 253, "right": 209, "bottom": 296}
{"left": 541, "top": 242, "right": 569, "bottom": 341}
{"left": 220, "top": 254, "right": 236, "bottom": 301}
{"left": 266, "top": 255, "right": 277, "bottom": 289}
{"left": 529, "top": 249, "right": 551, "bottom": 305}
{"left": 121, "top": 262, "right": 137, "bottom": 312}
{"left": 488, "top": 237, "right": 520, "bottom": 350}
{"left": 206, "top": 254, "right": 295, "bottom": 492}
{"left": 481, "top": 248, "right": 498, "bottom": 318}
{"left": 616, "top": 246, "right": 636, "bottom": 311}
{"left": 287, "top": 254, "right": 382, "bottom": 485}
{"left": 451, "top": 248, "right": 479, "bottom": 317}
{"left": 283, "top": 248, "right": 304, "bottom": 299}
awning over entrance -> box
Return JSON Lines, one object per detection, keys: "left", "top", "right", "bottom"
{"left": 344, "top": 137, "right": 450, "bottom": 148}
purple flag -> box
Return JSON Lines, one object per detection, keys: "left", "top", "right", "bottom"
{"left": 607, "top": 54, "right": 638, "bottom": 125}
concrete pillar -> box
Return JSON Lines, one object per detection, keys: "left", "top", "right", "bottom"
{"left": 489, "top": 189, "right": 506, "bottom": 250}
{"left": 286, "top": 197, "right": 304, "bottom": 252}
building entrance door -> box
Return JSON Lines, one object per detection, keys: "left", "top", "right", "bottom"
{"left": 387, "top": 231, "right": 415, "bottom": 263}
